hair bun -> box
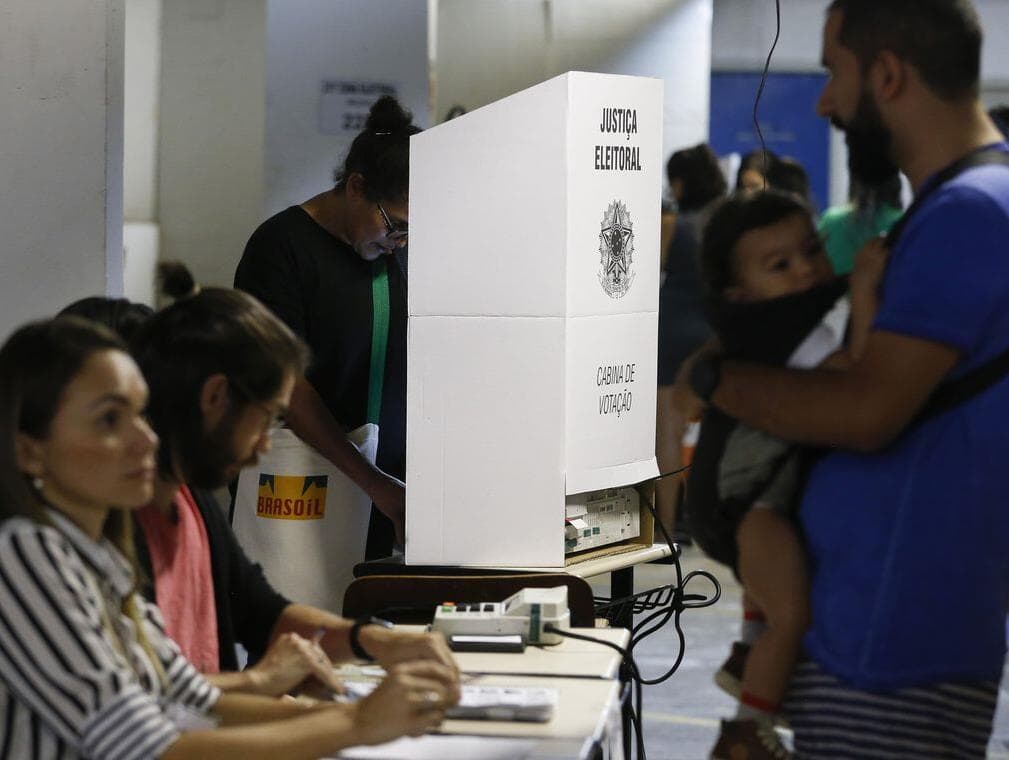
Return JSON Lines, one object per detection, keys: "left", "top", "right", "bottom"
{"left": 157, "top": 261, "right": 199, "bottom": 301}
{"left": 365, "top": 95, "right": 414, "bottom": 134}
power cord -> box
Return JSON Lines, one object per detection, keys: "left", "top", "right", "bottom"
{"left": 543, "top": 624, "right": 648, "bottom": 759}
{"left": 753, "top": 0, "right": 782, "bottom": 185}
{"left": 543, "top": 465, "right": 722, "bottom": 760}
{"left": 632, "top": 467, "right": 721, "bottom": 684}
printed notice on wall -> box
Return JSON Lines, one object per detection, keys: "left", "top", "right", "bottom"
{"left": 318, "top": 80, "right": 398, "bottom": 135}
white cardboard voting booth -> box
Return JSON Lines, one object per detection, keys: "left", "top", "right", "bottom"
{"left": 406, "top": 71, "right": 661, "bottom": 567}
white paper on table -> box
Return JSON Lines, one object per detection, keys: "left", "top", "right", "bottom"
{"left": 338, "top": 681, "right": 559, "bottom": 722}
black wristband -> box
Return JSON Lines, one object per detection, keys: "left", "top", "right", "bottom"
{"left": 689, "top": 354, "right": 723, "bottom": 403}
{"left": 349, "top": 616, "right": 394, "bottom": 661}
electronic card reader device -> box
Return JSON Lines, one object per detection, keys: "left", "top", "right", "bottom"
{"left": 431, "top": 586, "right": 571, "bottom": 647}
{"left": 565, "top": 486, "right": 641, "bottom": 554}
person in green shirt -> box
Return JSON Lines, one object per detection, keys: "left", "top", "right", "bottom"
{"left": 817, "top": 171, "right": 903, "bottom": 274}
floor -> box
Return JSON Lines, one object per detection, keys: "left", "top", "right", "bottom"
{"left": 588, "top": 545, "right": 1009, "bottom": 760}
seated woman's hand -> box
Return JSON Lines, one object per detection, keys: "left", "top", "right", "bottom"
{"left": 246, "top": 631, "right": 345, "bottom": 697}
{"left": 361, "top": 627, "right": 460, "bottom": 689}
{"left": 351, "top": 661, "right": 460, "bottom": 744}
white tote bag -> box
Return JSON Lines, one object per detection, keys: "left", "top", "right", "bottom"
{"left": 232, "top": 423, "right": 378, "bottom": 613}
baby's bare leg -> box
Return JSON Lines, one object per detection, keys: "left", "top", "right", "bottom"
{"left": 735, "top": 506, "right": 810, "bottom": 708}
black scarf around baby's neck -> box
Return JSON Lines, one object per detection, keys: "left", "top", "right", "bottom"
{"left": 708, "top": 276, "right": 849, "bottom": 366}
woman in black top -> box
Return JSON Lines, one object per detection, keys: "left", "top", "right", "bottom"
{"left": 236, "top": 96, "right": 416, "bottom": 558}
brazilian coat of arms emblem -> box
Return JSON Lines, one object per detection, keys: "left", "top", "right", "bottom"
{"left": 598, "top": 200, "right": 635, "bottom": 299}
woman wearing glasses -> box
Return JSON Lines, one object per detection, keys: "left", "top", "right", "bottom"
{"left": 0, "top": 317, "right": 454, "bottom": 759}
{"left": 235, "top": 96, "right": 416, "bottom": 559}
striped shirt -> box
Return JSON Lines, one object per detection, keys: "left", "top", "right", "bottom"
{"left": 0, "top": 512, "right": 220, "bottom": 759}
{"left": 785, "top": 659, "right": 998, "bottom": 759}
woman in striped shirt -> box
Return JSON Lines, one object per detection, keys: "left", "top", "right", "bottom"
{"left": 0, "top": 317, "right": 456, "bottom": 759}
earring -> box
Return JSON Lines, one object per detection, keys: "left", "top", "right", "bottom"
{"left": 31, "top": 476, "right": 44, "bottom": 492}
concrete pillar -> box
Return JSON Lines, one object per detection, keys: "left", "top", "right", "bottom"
{"left": 157, "top": 0, "right": 266, "bottom": 288}
{"left": 1, "top": 0, "right": 125, "bottom": 337}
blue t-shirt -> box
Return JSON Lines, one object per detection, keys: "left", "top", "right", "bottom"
{"left": 800, "top": 148, "right": 1009, "bottom": 691}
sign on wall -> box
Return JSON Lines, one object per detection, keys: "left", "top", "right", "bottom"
{"left": 709, "top": 72, "right": 830, "bottom": 212}
{"left": 318, "top": 79, "right": 398, "bottom": 135}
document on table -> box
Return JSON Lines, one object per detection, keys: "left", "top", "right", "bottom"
{"left": 339, "top": 680, "right": 559, "bottom": 722}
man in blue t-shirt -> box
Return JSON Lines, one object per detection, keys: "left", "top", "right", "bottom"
{"left": 678, "top": 2, "right": 1008, "bottom": 757}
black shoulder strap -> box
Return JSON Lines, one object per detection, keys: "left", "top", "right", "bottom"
{"left": 884, "top": 146, "right": 1009, "bottom": 248}
{"left": 890, "top": 145, "right": 1009, "bottom": 423}
{"left": 916, "top": 348, "right": 1009, "bottom": 423}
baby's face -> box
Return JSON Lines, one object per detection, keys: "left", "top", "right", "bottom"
{"left": 727, "top": 212, "right": 834, "bottom": 302}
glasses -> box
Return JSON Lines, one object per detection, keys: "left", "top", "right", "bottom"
{"left": 228, "top": 378, "right": 286, "bottom": 434}
{"left": 376, "top": 202, "right": 409, "bottom": 241}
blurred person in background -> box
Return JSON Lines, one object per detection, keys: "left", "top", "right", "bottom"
{"left": 766, "top": 156, "right": 815, "bottom": 210}
{"left": 736, "top": 148, "right": 779, "bottom": 193}
{"left": 818, "top": 171, "right": 903, "bottom": 275}
{"left": 655, "top": 144, "right": 726, "bottom": 537}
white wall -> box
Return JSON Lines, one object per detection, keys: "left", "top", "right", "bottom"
{"left": 1, "top": 0, "right": 124, "bottom": 337}
{"left": 977, "top": 0, "right": 1009, "bottom": 92}
{"left": 264, "top": 0, "right": 431, "bottom": 216}
{"left": 124, "top": 0, "right": 161, "bottom": 222}
{"left": 435, "top": 0, "right": 713, "bottom": 171}
{"left": 158, "top": 0, "right": 266, "bottom": 288}
{"left": 122, "top": 0, "right": 162, "bottom": 306}
{"left": 712, "top": 0, "right": 831, "bottom": 73}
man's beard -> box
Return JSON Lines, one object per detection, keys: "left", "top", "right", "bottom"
{"left": 836, "top": 89, "right": 900, "bottom": 185}
{"left": 185, "top": 412, "right": 253, "bottom": 489}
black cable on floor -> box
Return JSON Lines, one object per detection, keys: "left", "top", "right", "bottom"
{"left": 542, "top": 465, "right": 723, "bottom": 760}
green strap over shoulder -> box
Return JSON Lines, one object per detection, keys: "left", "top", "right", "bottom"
{"left": 367, "top": 257, "right": 391, "bottom": 425}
